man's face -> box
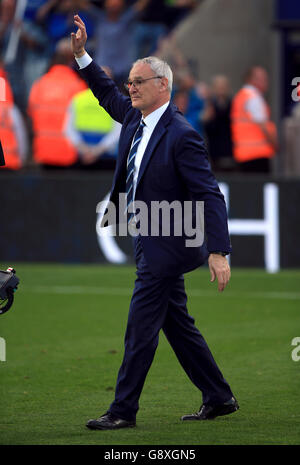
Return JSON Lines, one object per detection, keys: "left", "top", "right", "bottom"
{"left": 105, "top": 0, "right": 124, "bottom": 14}
{"left": 128, "top": 63, "right": 166, "bottom": 116}
{"left": 59, "top": 0, "right": 73, "bottom": 12}
{"left": 252, "top": 68, "right": 269, "bottom": 94}
{"left": 212, "top": 76, "right": 230, "bottom": 98}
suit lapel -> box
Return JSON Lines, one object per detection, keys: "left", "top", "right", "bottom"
{"left": 119, "top": 120, "right": 140, "bottom": 166}
{"left": 110, "top": 103, "right": 177, "bottom": 195}
{"left": 110, "top": 118, "right": 140, "bottom": 193}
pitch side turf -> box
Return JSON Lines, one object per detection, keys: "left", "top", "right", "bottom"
{"left": 0, "top": 263, "right": 299, "bottom": 445}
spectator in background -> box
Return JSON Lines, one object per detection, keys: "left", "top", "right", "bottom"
{"left": 36, "top": 0, "right": 95, "bottom": 49}
{"left": 231, "top": 66, "right": 277, "bottom": 173}
{"left": 202, "top": 75, "right": 234, "bottom": 172}
{"left": 64, "top": 67, "right": 121, "bottom": 170}
{"left": 154, "top": 27, "right": 199, "bottom": 82}
{"left": 172, "top": 70, "right": 205, "bottom": 136}
{"left": 28, "top": 38, "right": 87, "bottom": 169}
{"left": 0, "top": 62, "right": 28, "bottom": 170}
{"left": 154, "top": 30, "right": 183, "bottom": 70}
{"left": 164, "top": 0, "right": 198, "bottom": 30}
{"left": 134, "top": 0, "right": 168, "bottom": 59}
{"left": 19, "top": 1, "right": 52, "bottom": 107}
{"left": 0, "top": 0, "right": 51, "bottom": 109}
{"left": 155, "top": 31, "right": 206, "bottom": 137}
{"left": 92, "top": 0, "right": 150, "bottom": 87}
{"left": 0, "top": 0, "right": 15, "bottom": 46}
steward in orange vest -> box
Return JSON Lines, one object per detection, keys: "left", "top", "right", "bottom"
{"left": 28, "top": 41, "right": 86, "bottom": 167}
{"left": 231, "top": 67, "right": 277, "bottom": 172}
{"left": 0, "top": 67, "right": 22, "bottom": 170}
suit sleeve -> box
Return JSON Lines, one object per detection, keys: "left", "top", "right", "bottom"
{"left": 175, "top": 130, "right": 232, "bottom": 254}
{"left": 79, "top": 61, "right": 132, "bottom": 124}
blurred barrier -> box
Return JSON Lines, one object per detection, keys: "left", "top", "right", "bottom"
{"left": 0, "top": 171, "right": 300, "bottom": 269}
{"left": 219, "top": 182, "right": 279, "bottom": 273}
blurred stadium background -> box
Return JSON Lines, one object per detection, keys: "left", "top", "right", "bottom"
{"left": 0, "top": 0, "right": 300, "bottom": 446}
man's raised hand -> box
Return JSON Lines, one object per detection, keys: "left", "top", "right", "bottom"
{"left": 71, "top": 15, "right": 87, "bottom": 58}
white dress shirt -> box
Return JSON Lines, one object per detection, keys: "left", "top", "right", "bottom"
{"left": 75, "top": 52, "right": 170, "bottom": 199}
{"left": 75, "top": 52, "right": 93, "bottom": 69}
{"left": 131, "top": 102, "right": 169, "bottom": 199}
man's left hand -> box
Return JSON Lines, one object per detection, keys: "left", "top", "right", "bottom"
{"left": 208, "top": 254, "right": 231, "bottom": 292}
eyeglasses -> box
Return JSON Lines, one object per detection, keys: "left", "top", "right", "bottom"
{"left": 124, "top": 76, "right": 163, "bottom": 91}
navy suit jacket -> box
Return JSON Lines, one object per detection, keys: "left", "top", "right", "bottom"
{"left": 79, "top": 61, "right": 231, "bottom": 278}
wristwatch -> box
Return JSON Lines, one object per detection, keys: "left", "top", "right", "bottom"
{"left": 210, "top": 251, "right": 228, "bottom": 257}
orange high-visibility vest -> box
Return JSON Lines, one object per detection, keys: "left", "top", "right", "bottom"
{"left": 231, "top": 87, "right": 276, "bottom": 163}
{"left": 0, "top": 68, "right": 21, "bottom": 170}
{"left": 0, "top": 103, "right": 21, "bottom": 170}
{"left": 28, "top": 65, "right": 86, "bottom": 166}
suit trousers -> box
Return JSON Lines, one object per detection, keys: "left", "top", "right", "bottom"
{"left": 109, "top": 236, "right": 233, "bottom": 421}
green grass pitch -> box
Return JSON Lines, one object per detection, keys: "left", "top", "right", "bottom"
{"left": 0, "top": 263, "right": 299, "bottom": 445}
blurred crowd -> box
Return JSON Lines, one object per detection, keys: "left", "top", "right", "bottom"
{"left": 0, "top": 0, "right": 282, "bottom": 174}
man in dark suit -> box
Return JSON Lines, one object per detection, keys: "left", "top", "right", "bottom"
{"left": 71, "top": 15, "right": 239, "bottom": 430}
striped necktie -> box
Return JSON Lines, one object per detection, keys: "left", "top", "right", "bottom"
{"left": 125, "top": 119, "right": 145, "bottom": 223}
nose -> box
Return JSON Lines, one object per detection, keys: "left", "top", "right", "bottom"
{"left": 129, "top": 84, "right": 137, "bottom": 94}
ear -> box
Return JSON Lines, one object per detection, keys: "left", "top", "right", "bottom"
{"left": 159, "top": 77, "right": 169, "bottom": 92}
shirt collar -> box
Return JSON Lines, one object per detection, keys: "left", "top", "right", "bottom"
{"left": 143, "top": 101, "right": 170, "bottom": 131}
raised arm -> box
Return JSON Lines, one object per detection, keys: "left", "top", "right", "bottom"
{"left": 71, "top": 14, "right": 87, "bottom": 59}
{"left": 71, "top": 15, "right": 133, "bottom": 124}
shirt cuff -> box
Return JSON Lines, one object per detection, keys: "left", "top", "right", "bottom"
{"left": 75, "top": 52, "right": 93, "bottom": 69}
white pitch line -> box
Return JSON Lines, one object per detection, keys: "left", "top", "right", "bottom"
{"left": 24, "top": 285, "right": 132, "bottom": 296}
{"left": 20, "top": 285, "right": 300, "bottom": 300}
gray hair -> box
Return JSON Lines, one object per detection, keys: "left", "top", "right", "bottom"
{"left": 132, "top": 56, "right": 173, "bottom": 93}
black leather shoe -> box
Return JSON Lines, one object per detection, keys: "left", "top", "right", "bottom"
{"left": 86, "top": 412, "right": 136, "bottom": 430}
{"left": 181, "top": 397, "right": 239, "bottom": 421}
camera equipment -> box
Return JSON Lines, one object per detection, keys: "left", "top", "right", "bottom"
{"left": 0, "top": 268, "right": 20, "bottom": 315}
